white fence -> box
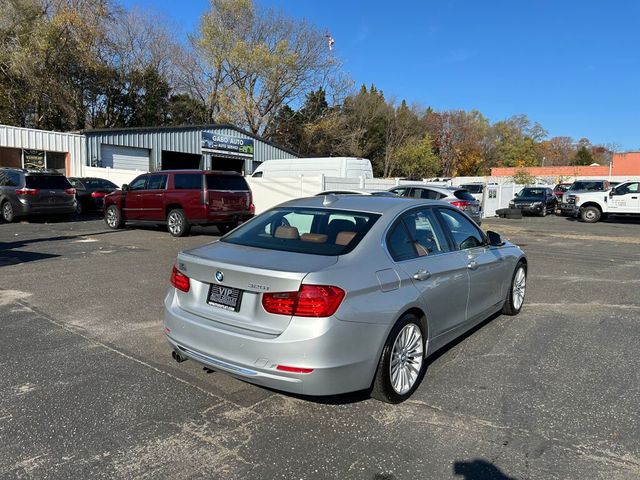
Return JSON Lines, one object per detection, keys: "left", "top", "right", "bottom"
{"left": 83, "top": 166, "right": 145, "bottom": 187}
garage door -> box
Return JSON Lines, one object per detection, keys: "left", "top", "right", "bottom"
{"left": 101, "top": 145, "right": 150, "bottom": 170}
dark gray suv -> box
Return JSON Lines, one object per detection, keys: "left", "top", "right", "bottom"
{"left": 0, "top": 168, "right": 78, "bottom": 222}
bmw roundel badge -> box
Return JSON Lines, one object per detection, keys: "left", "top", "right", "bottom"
{"left": 215, "top": 271, "right": 224, "bottom": 282}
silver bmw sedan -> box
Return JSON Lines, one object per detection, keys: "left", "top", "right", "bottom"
{"left": 164, "top": 195, "right": 527, "bottom": 403}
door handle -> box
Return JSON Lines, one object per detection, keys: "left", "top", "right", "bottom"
{"left": 632, "top": 196, "right": 638, "bottom": 199}
{"left": 155, "top": 193, "right": 163, "bottom": 197}
{"left": 467, "top": 261, "right": 479, "bottom": 270}
{"left": 412, "top": 269, "right": 431, "bottom": 281}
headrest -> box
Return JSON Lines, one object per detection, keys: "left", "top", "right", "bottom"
{"left": 300, "top": 233, "right": 328, "bottom": 243}
{"left": 274, "top": 226, "right": 300, "bottom": 239}
{"left": 335, "top": 231, "right": 357, "bottom": 246}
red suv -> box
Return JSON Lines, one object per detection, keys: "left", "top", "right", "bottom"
{"left": 103, "top": 170, "right": 254, "bottom": 236}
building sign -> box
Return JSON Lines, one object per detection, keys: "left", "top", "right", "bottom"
{"left": 201, "top": 133, "right": 254, "bottom": 157}
{"left": 24, "top": 150, "right": 45, "bottom": 170}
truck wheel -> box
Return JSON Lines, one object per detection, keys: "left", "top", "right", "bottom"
{"left": 580, "top": 206, "right": 601, "bottom": 223}
{"left": 167, "top": 209, "right": 190, "bottom": 237}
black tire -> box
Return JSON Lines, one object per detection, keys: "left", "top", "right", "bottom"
{"left": 540, "top": 206, "right": 547, "bottom": 217}
{"left": 167, "top": 208, "right": 190, "bottom": 237}
{"left": 502, "top": 261, "right": 527, "bottom": 316}
{"left": 217, "top": 222, "right": 237, "bottom": 235}
{"left": 580, "top": 206, "right": 601, "bottom": 223}
{"left": 75, "top": 201, "right": 83, "bottom": 215}
{"left": 371, "top": 313, "right": 426, "bottom": 404}
{"left": 105, "top": 205, "right": 124, "bottom": 229}
{"left": 2, "top": 201, "right": 15, "bottom": 223}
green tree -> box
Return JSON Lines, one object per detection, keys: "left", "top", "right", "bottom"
{"left": 512, "top": 170, "right": 537, "bottom": 185}
{"left": 573, "top": 146, "right": 594, "bottom": 166}
{"left": 394, "top": 134, "right": 440, "bottom": 179}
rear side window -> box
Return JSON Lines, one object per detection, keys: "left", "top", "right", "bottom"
{"left": 461, "top": 184, "right": 483, "bottom": 194}
{"left": 222, "top": 207, "right": 380, "bottom": 256}
{"left": 414, "top": 188, "right": 442, "bottom": 200}
{"left": 387, "top": 223, "right": 417, "bottom": 261}
{"left": 147, "top": 174, "right": 168, "bottom": 190}
{"left": 174, "top": 174, "right": 202, "bottom": 190}
{"left": 2, "top": 171, "right": 21, "bottom": 187}
{"left": 25, "top": 175, "right": 71, "bottom": 189}
{"left": 206, "top": 175, "right": 249, "bottom": 191}
{"left": 453, "top": 190, "right": 476, "bottom": 201}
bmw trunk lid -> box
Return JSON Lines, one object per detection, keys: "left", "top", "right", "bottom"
{"left": 174, "top": 241, "right": 338, "bottom": 335}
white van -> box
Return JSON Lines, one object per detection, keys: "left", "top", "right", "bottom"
{"left": 251, "top": 157, "right": 373, "bottom": 179}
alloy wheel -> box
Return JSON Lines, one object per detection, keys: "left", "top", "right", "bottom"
{"left": 3, "top": 202, "right": 13, "bottom": 221}
{"left": 106, "top": 208, "right": 116, "bottom": 227}
{"left": 168, "top": 212, "right": 183, "bottom": 235}
{"left": 513, "top": 267, "right": 526, "bottom": 310}
{"left": 389, "top": 324, "right": 424, "bottom": 395}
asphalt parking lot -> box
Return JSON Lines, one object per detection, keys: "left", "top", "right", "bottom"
{"left": 1, "top": 214, "right": 639, "bottom": 479}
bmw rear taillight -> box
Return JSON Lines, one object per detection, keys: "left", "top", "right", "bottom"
{"left": 451, "top": 200, "right": 472, "bottom": 208}
{"left": 91, "top": 191, "right": 107, "bottom": 198}
{"left": 170, "top": 265, "right": 190, "bottom": 292}
{"left": 249, "top": 203, "right": 255, "bottom": 214}
{"left": 262, "top": 285, "right": 345, "bottom": 317}
{"left": 15, "top": 188, "right": 39, "bottom": 195}
{"left": 64, "top": 188, "right": 76, "bottom": 195}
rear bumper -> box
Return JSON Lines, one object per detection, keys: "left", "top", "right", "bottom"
{"left": 190, "top": 211, "right": 254, "bottom": 226}
{"left": 163, "top": 288, "right": 387, "bottom": 396}
{"left": 14, "top": 202, "right": 77, "bottom": 216}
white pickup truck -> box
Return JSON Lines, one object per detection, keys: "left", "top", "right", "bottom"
{"left": 570, "top": 181, "right": 640, "bottom": 223}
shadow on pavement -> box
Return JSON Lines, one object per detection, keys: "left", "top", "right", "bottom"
{"left": 0, "top": 230, "right": 122, "bottom": 267}
{"left": 453, "top": 459, "right": 515, "bottom": 479}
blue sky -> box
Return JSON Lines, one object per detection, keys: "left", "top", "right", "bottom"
{"left": 121, "top": 0, "right": 640, "bottom": 150}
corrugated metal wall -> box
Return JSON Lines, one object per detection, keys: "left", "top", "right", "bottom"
{"left": 0, "top": 124, "right": 86, "bottom": 175}
{"left": 85, "top": 126, "right": 297, "bottom": 173}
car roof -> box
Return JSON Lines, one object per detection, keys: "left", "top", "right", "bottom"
{"left": 279, "top": 194, "right": 443, "bottom": 215}
{"left": 155, "top": 169, "right": 242, "bottom": 176}
{"left": 389, "top": 183, "right": 461, "bottom": 192}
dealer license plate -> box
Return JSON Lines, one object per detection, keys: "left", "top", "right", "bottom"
{"left": 207, "top": 284, "right": 242, "bottom": 311}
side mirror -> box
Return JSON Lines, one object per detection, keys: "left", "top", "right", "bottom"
{"left": 609, "top": 190, "right": 615, "bottom": 197}
{"left": 121, "top": 184, "right": 129, "bottom": 191}
{"left": 487, "top": 230, "right": 505, "bottom": 247}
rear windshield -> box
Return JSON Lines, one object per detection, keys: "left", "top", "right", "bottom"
{"left": 206, "top": 174, "right": 249, "bottom": 191}
{"left": 453, "top": 190, "right": 476, "bottom": 201}
{"left": 569, "top": 181, "right": 605, "bottom": 191}
{"left": 25, "top": 175, "right": 71, "bottom": 189}
{"left": 222, "top": 207, "right": 381, "bottom": 256}
{"left": 461, "top": 184, "right": 483, "bottom": 193}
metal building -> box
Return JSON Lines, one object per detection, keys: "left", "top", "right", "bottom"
{"left": 0, "top": 124, "right": 85, "bottom": 176}
{"left": 83, "top": 124, "right": 298, "bottom": 175}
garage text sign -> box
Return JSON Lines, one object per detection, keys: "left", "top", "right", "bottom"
{"left": 201, "top": 133, "right": 254, "bottom": 157}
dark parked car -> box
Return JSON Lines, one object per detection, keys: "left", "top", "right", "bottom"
{"left": 0, "top": 168, "right": 77, "bottom": 222}
{"left": 68, "top": 177, "right": 118, "bottom": 214}
{"left": 509, "top": 187, "right": 557, "bottom": 216}
{"left": 103, "top": 170, "right": 255, "bottom": 237}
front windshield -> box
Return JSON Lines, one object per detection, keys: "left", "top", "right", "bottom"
{"left": 569, "top": 181, "right": 603, "bottom": 191}
{"left": 222, "top": 207, "right": 381, "bottom": 256}
{"left": 519, "top": 188, "right": 545, "bottom": 197}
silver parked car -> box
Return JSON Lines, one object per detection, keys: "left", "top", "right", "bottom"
{"left": 387, "top": 184, "right": 482, "bottom": 225}
{"left": 164, "top": 196, "right": 527, "bottom": 403}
